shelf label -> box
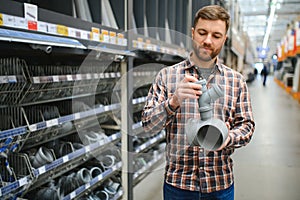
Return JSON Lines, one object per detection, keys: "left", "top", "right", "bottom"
{"left": 32, "top": 77, "right": 40, "bottom": 83}
{"left": 70, "top": 192, "right": 76, "bottom": 198}
{"left": 19, "top": 177, "right": 28, "bottom": 186}
{"left": 86, "top": 73, "right": 92, "bottom": 79}
{"left": 0, "top": 14, "right": 3, "bottom": 26}
{"left": 27, "top": 20, "right": 37, "bottom": 31}
{"left": 57, "top": 25, "right": 69, "bottom": 36}
{"left": 91, "top": 27, "right": 100, "bottom": 41}
{"left": 48, "top": 23, "right": 57, "bottom": 35}
{"left": 8, "top": 76, "right": 17, "bottom": 83}
{"left": 52, "top": 75, "right": 59, "bottom": 82}
{"left": 38, "top": 21, "right": 48, "bottom": 33}
{"left": 14, "top": 16, "right": 27, "bottom": 30}
{"left": 46, "top": 119, "right": 58, "bottom": 127}
{"left": 62, "top": 155, "right": 69, "bottom": 163}
{"left": 68, "top": 27, "right": 76, "bottom": 38}
{"left": 38, "top": 166, "right": 46, "bottom": 175}
{"left": 66, "top": 75, "right": 73, "bottom": 81}
{"left": 24, "top": 3, "right": 38, "bottom": 21}
{"left": 74, "top": 113, "right": 80, "bottom": 120}
{"left": 29, "top": 124, "right": 37, "bottom": 132}
{"left": 76, "top": 74, "right": 82, "bottom": 80}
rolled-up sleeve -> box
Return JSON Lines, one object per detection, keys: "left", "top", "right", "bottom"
{"left": 227, "top": 78, "right": 255, "bottom": 148}
{"left": 142, "top": 68, "right": 177, "bottom": 135}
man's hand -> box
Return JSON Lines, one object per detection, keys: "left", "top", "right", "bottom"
{"left": 216, "top": 121, "right": 231, "bottom": 151}
{"left": 169, "top": 75, "right": 202, "bottom": 109}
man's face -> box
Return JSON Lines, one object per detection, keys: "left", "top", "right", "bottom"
{"left": 191, "top": 18, "right": 227, "bottom": 62}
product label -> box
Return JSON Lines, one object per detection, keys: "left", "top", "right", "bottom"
{"left": 0, "top": 13, "right": 3, "bottom": 26}
{"left": 57, "top": 25, "right": 68, "bottom": 36}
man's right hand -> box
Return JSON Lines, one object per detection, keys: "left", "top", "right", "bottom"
{"left": 169, "top": 75, "right": 202, "bottom": 109}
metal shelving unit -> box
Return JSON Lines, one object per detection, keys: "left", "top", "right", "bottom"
{"left": 0, "top": 0, "right": 192, "bottom": 199}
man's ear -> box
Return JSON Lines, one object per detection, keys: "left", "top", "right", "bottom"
{"left": 191, "top": 27, "right": 195, "bottom": 39}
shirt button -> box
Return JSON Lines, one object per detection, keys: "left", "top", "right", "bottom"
{"left": 200, "top": 167, "right": 204, "bottom": 170}
{"left": 199, "top": 148, "right": 203, "bottom": 152}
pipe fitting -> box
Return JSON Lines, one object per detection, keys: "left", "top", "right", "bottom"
{"left": 90, "top": 166, "right": 103, "bottom": 178}
{"left": 186, "top": 79, "right": 228, "bottom": 150}
{"left": 30, "top": 44, "right": 52, "bottom": 54}
{"left": 31, "top": 146, "right": 54, "bottom": 168}
{"left": 76, "top": 168, "right": 92, "bottom": 185}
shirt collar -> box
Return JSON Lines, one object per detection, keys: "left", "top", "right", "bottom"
{"left": 184, "top": 52, "right": 223, "bottom": 74}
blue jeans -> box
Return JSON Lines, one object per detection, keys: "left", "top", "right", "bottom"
{"left": 163, "top": 182, "right": 234, "bottom": 200}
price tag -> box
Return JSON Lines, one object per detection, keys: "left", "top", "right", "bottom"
{"left": 110, "top": 73, "right": 115, "bottom": 78}
{"left": 0, "top": 188, "right": 2, "bottom": 196}
{"left": 62, "top": 155, "right": 69, "bottom": 163}
{"left": 15, "top": 16, "right": 27, "bottom": 29}
{"left": 0, "top": 76, "right": 8, "bottom": 83}
{"left": 74, "top": 113, "right": 80, "bottom": 120}
{"left": 52, "top": 76, "right": 59, "bottom": 82}
{"left": 68, "top": 27, "right": 76, "bottom": 38}
{"left": 76, "top": 74, "right": 82, "bottom": 80}
{"left": 29, "top": 124, "right": 37, "bottom": 132}
{"left": 32, "top": 77, "right": 40, "bottom": 83}
{"left": 46, "top": 119, "right": 58, "bottom": 127}
{"left": 38, "top": 166, "right": 46, "bottom": 175}
{"left": 38, "top": 21, "right": 48, "bottom": 33}
{"left": 0, "top": 13, "right": 3, "bottom": 26}
{"left": 7, "top": 76, "right": 17, "bottom": 83}
{"left": 100, "top": 73, "right": 104, "bottom": 79}
{"left": 94, "top": 73, "right": 99, "bottom": 79}
{"left": 86, "top": 73, "right": 92, "bottom": 79}
{"left": 70, "top": 192, "right": 76, "bottom": 199}
{"left": 105, "top": 73, "right": 110, "bottom": 78}
{"left": 19, "top": 177, "right": 28, "bottom": 186}
{"left": 27, "top": 20, "right": 37, "bottom": 31}
{"left": 86, "top": 183, "right": 90, "bottom": 189}
{"left": 48, "top": 23, "right": 57, "bottom": 35}
{"left": 57, "top": 25, "right": 68, "bottom": 36}
{"left": 85, "top": 146, "right": 90, "bottom": 153}
{"left": 67, "top": 75, "right": 73, "bottom": 81}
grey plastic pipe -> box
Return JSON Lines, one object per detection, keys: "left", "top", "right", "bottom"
{"left": 186, "top": 79, "right": 228, "bottom": 150}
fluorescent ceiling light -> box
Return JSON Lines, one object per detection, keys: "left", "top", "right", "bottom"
{"left": 262, "top": 0, "right": 277, "bottom": 48}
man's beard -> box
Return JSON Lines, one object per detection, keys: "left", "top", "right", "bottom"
{"left": 192, "top": 41, "right": 220, "bottom": 62}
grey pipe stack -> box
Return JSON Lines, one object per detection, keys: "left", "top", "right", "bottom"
{"left": 186, "top": 79, "right": 228, "bottom": 151}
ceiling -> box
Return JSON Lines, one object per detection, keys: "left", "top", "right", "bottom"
{"left": 236, "top": 0, "right": 300, "bottom": 60}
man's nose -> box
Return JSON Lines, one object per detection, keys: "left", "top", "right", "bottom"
{"left": 203, "top": 34, "right": 213, "bottom": 45}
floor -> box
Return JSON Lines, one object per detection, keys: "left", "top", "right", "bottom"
{"left": 133, "top": 75, "right": 300, "bottom": 200}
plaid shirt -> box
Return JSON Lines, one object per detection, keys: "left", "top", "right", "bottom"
{"left": 142, "top": 56, "right": 255, "bottom": 193}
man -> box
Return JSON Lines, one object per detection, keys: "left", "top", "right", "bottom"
{"left": 142, "top": 5, "right": 255, "bottom": 200}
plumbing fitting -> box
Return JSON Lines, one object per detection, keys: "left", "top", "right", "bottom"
{"left": 76, "top": 168, "right": 92, "bottom": 185}
{"left": 30, "top": 44, "right": 52, "bottom": 54}
{"left": 31, "top": 146, "right": 54, "bottom": 168}
{"left": 90, "top": 166, "right": 103, "bottom": 178}
{"left": 186, "top": 79, "right": 228, "bottom": 151}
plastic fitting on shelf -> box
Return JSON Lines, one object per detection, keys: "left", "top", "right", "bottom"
{"left": 95, "top": 190, "right": 110, "bottom": 200}
{"left": 186, "top": 79, "right": 228, "bottom": 151}
{"left": 76, "top": 167, "right": 92, "bottom": 185}
{"left": 31, "top": 146, "right": 54, "bottom": 168}
{"left": 100, "top": 155, "right": 116, "bottom": 169}
{"left": 89, "top": 166, "right": 103, "bottom": 178}
{"left": 30, "top": 44, "right": 52, "bottom": 54}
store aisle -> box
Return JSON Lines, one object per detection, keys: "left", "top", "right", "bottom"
{"left": 233, "top": 75, "right": 300, "bottom": 200}
{"left": 134, "top": 76, "right": 300, "bottom": 200}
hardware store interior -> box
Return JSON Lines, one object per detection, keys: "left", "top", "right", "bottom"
{"left": 0, "top": 0, "right": 299, "bottom": 199}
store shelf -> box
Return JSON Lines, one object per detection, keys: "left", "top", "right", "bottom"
{"left": 63, "top": 162, "right": 122, "bottom": 200}
{"left": 0, "top": 28, "right": 86, "bottom": 49}
{"left": 134, "top": 131, "right": 165, "bottom": 154}
{"left": 133, "top": 153, "right": 164, "bottom": 184}
{"left": 0, "top": 132, "right": 121, "bottom": 199}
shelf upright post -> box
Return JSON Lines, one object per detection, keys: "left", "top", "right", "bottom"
{"left": 122, "top": 0, "right": 134, "bottom": 200}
